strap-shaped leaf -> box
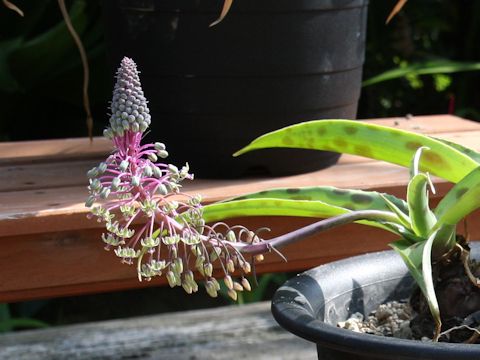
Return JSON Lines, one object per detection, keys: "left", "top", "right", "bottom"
{"left": 407, "top": 173, "right": 436, "bottom": 237}
{"left": 203, "top": 198, "right": 404, "bottom": 235}
{"left": 234, "top": 120, "right": 478, "bottom": 184}
{"left": 204, "top": 198, "right": 347, "bottom": 222}
{"left": 432, "top": 136, "right": 480, "bottom": 164}
{"left": 363, "top": 59, "right": 480, "bottom": 87}
{"left": 434, "top": 166, "right": 480, "bottom": 228}
{"left": 422, "top": 230, "right": 442, "bottom": 340}
{"left": 380, "top": 194, "right": 412, "bottom": 232}
{"left": 392, "top": 232, "right": 442, "bottom": 340}
{"left": 390, "top": 239, "right": 427, "bottom": 295}
{"left": 390, "top": 233, "right": 441, "bottom": 337}
{"left": 225, "top": 186, "right": 408, "bottom": 213}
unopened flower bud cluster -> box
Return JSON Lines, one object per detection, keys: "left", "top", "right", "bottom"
{"left": 86, "top": 57, "right": 264, "bottom": 300}
{"left": 104, "top": 57, "right": 152, "bottom": 138}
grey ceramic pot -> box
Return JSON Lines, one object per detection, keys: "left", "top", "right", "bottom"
{"left": 271, "top": 243, "right": 480, "bottom": 360}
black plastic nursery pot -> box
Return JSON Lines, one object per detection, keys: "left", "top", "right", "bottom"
{"left": 271, "top": 243, "right": 480, "bottom": 360}
{"left": 102, "top": 0, "right": 368, "bottom": 178}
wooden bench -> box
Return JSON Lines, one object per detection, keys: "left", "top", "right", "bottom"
{"left": 1, "top": 114, "right": 480, "bottom": 359}
{"left": 1, "top": 115, "right": 480, "bottom": 303}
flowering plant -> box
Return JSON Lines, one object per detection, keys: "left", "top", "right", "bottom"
{"left": 87, "top": 57, "right": 480, "bottom": 342}
{"left": 85, "top": 58, "right": 273, "bottom": 300}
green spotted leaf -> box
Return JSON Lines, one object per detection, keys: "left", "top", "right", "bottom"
{"left": 204, "top": 198, "right": 351, "bottom": 223}
{"left": 234, "top": 120, "right": 478, "bottom": 184}
{"left": 432, "top": 136, "right": 480, "bottom": 164}
{"left": 203, "top": 198, "right": 404, "bottom": 235}
{"left": 434, "top": 166, "right": 480, "bottom": 228}
{"left": 224, "top": 186, "right": 408, "bottom": 213}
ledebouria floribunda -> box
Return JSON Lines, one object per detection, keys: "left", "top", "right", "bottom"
{"left": 85, "top": 57, "right": 262, "bottom": 300}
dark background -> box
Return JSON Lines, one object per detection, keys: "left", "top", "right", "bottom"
{"left": 1, "top": 0, "right": 479, "bottom": 142}
{"left": 1, "top": 0, "right": 480, "bottom": 330}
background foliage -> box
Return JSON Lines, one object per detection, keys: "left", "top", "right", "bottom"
{"left": 1, "top": 0, "right": 480, "bottom": 330}
{"left": 1, "top": 1, "right": 480, "bottom": 141}
{"left": 0, "top": 0, "right": 108, "bottom": 140}
{"left": 360, "top": 0, "right": 480, "bottom": 120}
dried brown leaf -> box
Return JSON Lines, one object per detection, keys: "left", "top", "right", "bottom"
{"left": 57, "top": 0, "right": 93, "bottom": 141}
{"left": 386, "top": 0, "right": 408, "bottom": 24}
{"left": 210, "top": 0, "right": 233, "bottom": 27}
{"left": 3, "top": 0, "right": 24, "bottom": 16}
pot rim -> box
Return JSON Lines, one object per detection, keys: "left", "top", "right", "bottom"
{"left": 271, "top": 244, "right": 480, "bottom": 359}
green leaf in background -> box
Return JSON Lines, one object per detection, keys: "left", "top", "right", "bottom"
{"left": 0, "top": 304, "right": 11, "bottom": 332}
{"left": 362, "top": 59, "right": 480, "bottom": 87}
{"left": 234, "top": 120, "right": 479, "bottom": 184}
{"left": 0, "top": 38, "right": 22, "bottom": 92}
{"left": 0, "top": 304, "right": 49, "bottom": 333}
{"left": 0, "top": 318, "right": 49, "bottom": 333}
{"left": 10, "top": 0, "right": 89, "bottom": 88}
{"left": 0, "top": 1, "right": 56, "bottom": 92}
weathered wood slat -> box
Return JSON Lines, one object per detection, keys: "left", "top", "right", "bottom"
{"left": 355, "top": 114, "right": 480, "bottom": 134}
{"left": 0, "top": 160, "right": 98, "bottom": 193}
{"left": 0, "top": 302, "right": 316, "bottom": 360}
{"left": 1, "top": 126, "right": 479, "bottom": 195}
{"left": 0, "top": 217, "right": 396, "bottom": 301}
{"left": 1, "top": 115, "right": 478, "bottom": 194}
{"left": 0, "top": 160, "right": 454, "bottom": 238}
{"left": 0, "top": 115, "right": 479, "bottom": 302}
{"left": 0, "top": 137, "right": 111, "bottom": 165}
{"left": 2, "top": 204, "right": 479, "bottom": 303}
{"left": 0, "top": 115, "right": 473, "bottom": 165}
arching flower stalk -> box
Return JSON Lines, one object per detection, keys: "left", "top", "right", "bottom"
{"left": 86, "top": 58, "right": 406, "bottom": 303}
{"left": 86, "top": 57, "right": 261, "bottom": 300}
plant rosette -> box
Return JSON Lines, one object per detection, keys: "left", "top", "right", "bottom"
{"left": 87, "top": 58, "right": 480, "bottom": 349}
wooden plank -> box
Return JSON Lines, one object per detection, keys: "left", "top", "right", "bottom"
{"left": 0, "top": 115, "right": 477, "bottom": 193}
{"left": 1, "top": 128, "right": 480, "bottom": 194}
{"left": 0, "top": 160, "right": 98, "bottom": 193}
{"left": 0, "top": 218, "right": 394, "bottom": 301}
{"left": 2, "top": 204, "right": 479, "bottom": 303}
{"left": 0, "top": 137, "right": 111, "bottom": 165}
{"left": 0, "top": 301, "right": 317, "bottom": 360}
{"left": 359, "top": 114, "right": 480, "bottom": 134}
{"left": 0, "top": 160, "right": 457, "bottom": 238}
{"left": 0, "top": 115, "right": 479, "bottom": 302}
{"left": 0, "top": 115, "right": 472, "bottom": 166}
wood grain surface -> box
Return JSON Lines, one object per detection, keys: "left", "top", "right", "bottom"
{"left": 1, "top": 115, "right": 479, "bottom": 302}
{"left": 0, "top": 301, "right": 317, "bottom": 360}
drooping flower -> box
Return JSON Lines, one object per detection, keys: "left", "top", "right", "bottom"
{"left": 86, "top": 57, "right": 262, "bottom": 299}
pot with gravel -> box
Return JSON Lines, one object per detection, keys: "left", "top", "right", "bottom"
{"left": 271, "top": 244, "right": 480, "bottom": 360}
